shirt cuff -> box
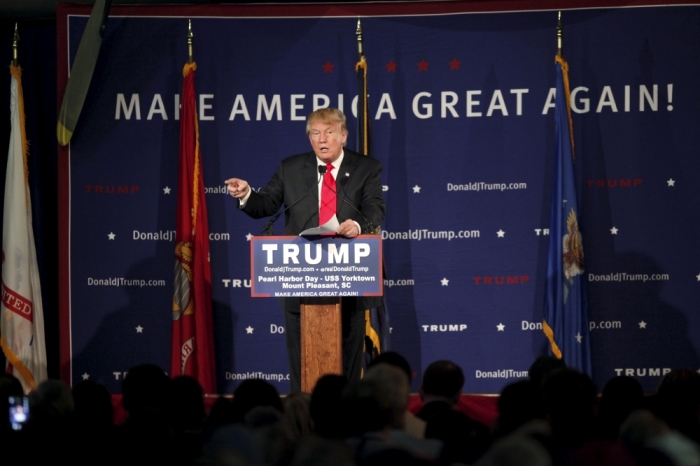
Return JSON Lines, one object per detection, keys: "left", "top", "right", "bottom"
{"left": 238, "top": 188, "right": 252, "bottom": 208}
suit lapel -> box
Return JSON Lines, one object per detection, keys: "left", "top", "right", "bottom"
{"left": 337, "top": 151, "right": 358, "bottom": 217}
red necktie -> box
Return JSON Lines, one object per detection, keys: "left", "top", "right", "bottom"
{"left": 319, "top": 163, "right": 336, "bottom": 225}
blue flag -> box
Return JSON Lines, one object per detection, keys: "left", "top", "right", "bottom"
{"left": 542, "top": 56, "right": 592, "bottom": 375}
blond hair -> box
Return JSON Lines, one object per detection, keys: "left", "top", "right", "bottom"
{"left": 305, "top": 107, "right": 348, "bottom": 135}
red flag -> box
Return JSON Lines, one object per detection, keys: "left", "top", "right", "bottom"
{"left": 171, "top": 62, "right": 216, "bottom": 393}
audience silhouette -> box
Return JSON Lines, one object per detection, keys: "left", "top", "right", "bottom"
{"left": 5, "top": 355, "right": 700, "bottom": 466}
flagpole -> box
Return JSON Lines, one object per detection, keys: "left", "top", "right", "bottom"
{"left": 356, "top": 17, "right": 363, "bottom": 60}
{"left": 187, "top": 19, "right": 194, "bottom": 64}
{"left": 12, "top": 23, "right": 19, "bottom": 67}
{"left": 557, "top": 11, "right": 562, "bottom": 58}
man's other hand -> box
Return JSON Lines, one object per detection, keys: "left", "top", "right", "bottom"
{"left": 337, "top": 219, "right": 359, "bottom": 238}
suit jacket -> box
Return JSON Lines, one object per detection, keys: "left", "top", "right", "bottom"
{"left": 241, "top": 149, "right": 385, "bottom": 235}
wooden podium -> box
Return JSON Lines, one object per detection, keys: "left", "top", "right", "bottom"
{"left": 300, "top": 297, "right": 343, "bottom": 393}
{"left": 250, "top": 235, "right": 383, "bottom": 393}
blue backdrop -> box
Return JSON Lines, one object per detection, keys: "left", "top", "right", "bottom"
{"left": 59, "top": 2, "right": 700, "bottom": 394}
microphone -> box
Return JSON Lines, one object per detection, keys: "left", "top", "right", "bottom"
{"left": 260, "top": 165, "right": 326, "bottom": 236}
{"left": 323, "top": 171, "right": 377, "bottom": 234}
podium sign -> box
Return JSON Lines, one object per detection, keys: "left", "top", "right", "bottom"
{"left": 250, "top": 235, "right": 383, "bottom": 298}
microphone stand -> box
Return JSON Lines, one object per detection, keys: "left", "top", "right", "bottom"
{"left": 260, "top": 165, "right": 327, "bottom": 236}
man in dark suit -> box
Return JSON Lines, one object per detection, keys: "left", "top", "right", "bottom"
{"left": 225, "top": 107, "right": 385, "bottom": 392}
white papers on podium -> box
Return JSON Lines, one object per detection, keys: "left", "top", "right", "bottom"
{"left": 299, "top": 215, "right": 339, "bottom": 236}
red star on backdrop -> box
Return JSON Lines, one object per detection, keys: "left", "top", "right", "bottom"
{"left": 385, "top": 60, "right": 397, "bottom": 72}
{"left": 417, "top": 59, "right": 429, "bottom": 71}
{"left": 322, "top": 61, "right": 334, "bottom": 73}
{"left": 449, "top": 58, "right": 461, "bottom": 70}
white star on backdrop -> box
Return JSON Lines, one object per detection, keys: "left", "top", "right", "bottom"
{"left": 610, "top": 227, "right": 618, "bottom": 235}
{"left": 696, "top": 274, "right": 700, "bottom": 281}
{"left": 575, "top": 333, "right": 582, "bottom": 343}
{"left": 163, "top": 186, "right": 171, "bottom": 194}
{"left": 136, "top": 325, "right": 143, "bottom": 333}
{"left": 667, "top": 179, "right": 675, "bottom": 187}
{"left": 496, "top": 230, "right": 505, "bottom": 238}
{"left": 497, "top": 323, "right": 505, "bottom": 331}
{"left": 246, "top": 233, "right": 253, "bottom": 241}
{"left": 108, "top": 232, "right": 116, "bottom": 240}
{"left": 246, "top": 326, "right": 254, "bottom": 334}
{"left": 82, "top": 373, "right": 90, "bottom": 380}
{"left": 441, "top": 278, "right": 449, "bottom": 286}
{"left": 639, "top": 321, "right": 647, "bottom": 329}
{"left": 412, "top": 185, "right": 421, "bottom": 193}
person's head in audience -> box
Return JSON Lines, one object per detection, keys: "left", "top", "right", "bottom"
{"left": 121, "top": 364, "right": 171, "bottom": 422}
{"left": 363, "top": 363, "right": 410, "bottom": 430}
{"left": 653, "top": 368, "right": 700, "bottom": 444}
{"left": 169, "top": 375, "right": 205, "bottom": 433}
{"left": 528, "top": 356, "right": 566, "bottom": 389}
{"left": 204, "top": 423, "right": 263, "bottom": 466}
{"left": 596, "top": 375, "right": 644, "bottom": 440}
{"left": 283, "top": 391, "right": 312, "bottom": 440}
{"left": 72, "top": 379, "right": 114, "bottom": 430}
{"left": 620, "top": 410, "right": 668, "bottom": 448}
{"left": 542, "top": 369, "right": 597, "bottom": 448}
{"left": 475, "top": 434, "right": 552, "bottom": 466}
{"left": 204, "top": 397, "right": 236, "bottom": 438}
{"left": 426, "top": 408, "right": 490, "bottom": 464}
{"left": 493, "top": 380, "right": 544, "bottom": 439}
{"left": 368, "top": 351, "right": 427, "bottom": 439}
{"left": 231, "top": 379, "right": 283, "bottom": 423}
{"left": 620, "top": 410, "right": 682, "bottom": 466}
{"left": 342, "top": 378, "right": 393, "bottom": 437}
{"left": 29, "top": 379, "right": 75, "bottom": 422}
{"left": 245, "top": 405, "right": 295, "bottom": 465}
{"left": 310, "top": 374, "right": 348, "bottom": 439}
{"left": 419, "top": 360, "right": 464, "bottom": 406}
{"left": 368, "top": 351, "right": 413, "bottom": 383}
{"left": 23, "top": 380, "right": 76, "bottom": 464}
{"left": 290, "top": 435, "right": 355, "bottom": 466}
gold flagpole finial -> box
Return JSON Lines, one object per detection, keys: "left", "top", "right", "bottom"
{"left": 557, "top": 11, "right": 563, "bottom": 57}
{"left": 187, "top": 19, "right": 194, "bottom": 64}
{"left": 12, "top": 22, "right": 19, "bottom": 66}
{"left": 356, "top": 17, "right": 363, "bottom": 59}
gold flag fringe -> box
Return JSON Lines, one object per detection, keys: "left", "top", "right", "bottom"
{"left": 355, "top": 56, "right": 370, "bottom": 155}
{"left": 554, "top": 55, "right": 575, "bottom": 159}
{"left": 183, "top": 62, "right": 201, "bottom": 233}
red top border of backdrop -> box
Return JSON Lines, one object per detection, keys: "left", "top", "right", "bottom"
{"left": 57, "top": 0, "right": 700, "bottom": 18}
